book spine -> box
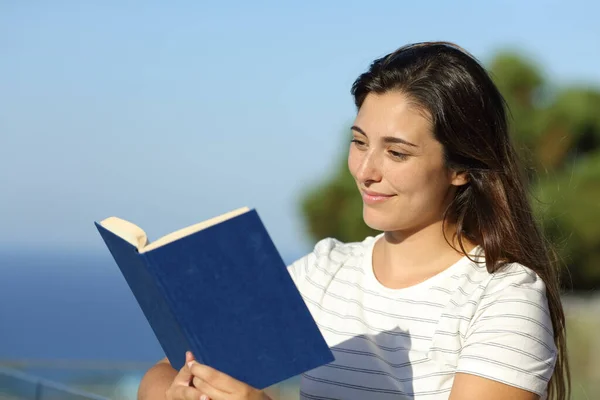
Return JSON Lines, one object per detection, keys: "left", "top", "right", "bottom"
{"left": 141, "top": 252, "right": 208, "bottom": 366}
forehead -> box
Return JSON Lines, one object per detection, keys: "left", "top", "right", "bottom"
{"left": 353, "top": 91, "right": 433, "bottom": 142}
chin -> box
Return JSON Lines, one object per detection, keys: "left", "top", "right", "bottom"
{"left": 362, "top": 206, "right": 402, "bottom": 232}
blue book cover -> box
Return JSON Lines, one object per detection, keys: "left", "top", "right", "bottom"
{"left": 94, "top": 207, "right": 334, "bottom": 390}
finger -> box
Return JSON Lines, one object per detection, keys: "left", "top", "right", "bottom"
{"left": 192, "top": 376, "right": 229, "bottom": 400}
{"left": 184, "top": 351, "right": 197, "bottom": 387}
{"left": 186, "top": 351, "right": 194, "bottom": 364}
{"left": 172, "top": 360, "right": 193, "bottom": 386}
{"left": 170, "top": 384, "right": 202, "bottom": 400}
{"left": 189, "top": 362, "right": 238, "bottom": 393}
{"left": 192, "top": 376, "right": 222, "bottom": 393}
{"left": 192, "top": 376, "right": 204, "bottom": 389}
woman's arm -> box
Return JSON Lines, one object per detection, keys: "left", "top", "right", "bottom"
{"left": 137, "top": 354, "right": 276, "bottom": 400}
{"left": 137, "top": 358, "right": 177, "bottom": 400}
{"left": 449, "top": 373, "right": 540, "bottom": 400}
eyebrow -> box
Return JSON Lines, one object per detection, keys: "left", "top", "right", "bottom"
{"left": 351, "top": 125, "right": 418, "bottom": 147}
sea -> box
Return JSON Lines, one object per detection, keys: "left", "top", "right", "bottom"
{"left": 0, "top": 248, "right": 303, "bottom": 399}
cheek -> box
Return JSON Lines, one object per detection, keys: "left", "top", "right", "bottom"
{"left": 422, "top": 162, "right": 452, "bottom": 189}
{"left": 386, "top": 161, "right": 447, "bottom": 194}
{"left": 347, "top": 149, "right": 360, "bottom": 178}
{"left": 383, "top": 163, "right": 416, "bottom": 191}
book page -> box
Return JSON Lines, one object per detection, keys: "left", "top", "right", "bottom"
{"left": 99, "top": 217, "right": 149, "bottom": 250}
{"left": 100, "top": 207, "right": 250, "bottom": 253}
{"left": 141, "top": 207, "right": 250, "bottom": 253}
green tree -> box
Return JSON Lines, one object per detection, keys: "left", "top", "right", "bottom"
{"left": 300, "top": 51, "right": 600, "bottom": 291}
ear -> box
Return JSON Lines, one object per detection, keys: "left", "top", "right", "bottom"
{"left": 450, "top": 169, "right": 469, "bottom": 187}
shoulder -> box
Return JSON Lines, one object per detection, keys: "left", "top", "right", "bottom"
{"left": 487, "top": 261, "right": 547, "bottom": 291}
{"left": 451, "top": 248, "right": 549, "bottom": 309}
{"left": 287, "top": 235, "right": 377, "bottom": 284}
{"left": 466, "top": 259, "right": 554, "bottom": 344}
{"left": 476, "top": 261, "right": 550, "bottom": 315}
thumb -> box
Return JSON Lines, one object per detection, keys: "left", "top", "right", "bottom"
{"left": 186, "top": 351, "right": 195, "bottom": 364}
{"left": 173, "top": 351, "right": 195, "bottom": 386}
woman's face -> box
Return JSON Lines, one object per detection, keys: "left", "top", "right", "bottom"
{"left": 348, "top": 91, "right": 467, "bottom": 234}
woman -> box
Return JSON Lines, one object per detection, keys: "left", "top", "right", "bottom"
{"left": 137, "top": 42, "right": 570, "bottom": 400}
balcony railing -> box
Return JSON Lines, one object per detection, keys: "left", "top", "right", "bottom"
{"left": 0, "top": 366, "right": 109, "bottom": 400}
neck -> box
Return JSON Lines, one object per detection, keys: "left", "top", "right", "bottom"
{"left": 376, "top": 219, "right": 475, "bottom": 276}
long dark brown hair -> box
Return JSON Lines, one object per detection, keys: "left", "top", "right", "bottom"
{"left": 351, "top": 42, "right": 570, "bottom": 400}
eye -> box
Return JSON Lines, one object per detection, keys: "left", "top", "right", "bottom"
{"left": 389, "top": 150, "right": 409, "bottom": 161}
{"left": 351, "top": 138, "right": 367, "bottom": 148}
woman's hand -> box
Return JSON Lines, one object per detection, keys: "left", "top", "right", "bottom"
{"left": 165, "top": 351, "right": 201, "bottom": 400}
{"left": 165, "top": 351, "right": 271, "bottom": 400}
{"left": 189, "top": 359, "right": 271, "bottom": 400}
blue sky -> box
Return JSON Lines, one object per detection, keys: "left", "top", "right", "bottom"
{"left": 1, "top": 0, "right": 599, "bottom": 258}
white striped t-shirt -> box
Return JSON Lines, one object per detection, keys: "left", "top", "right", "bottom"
{"left": 287, "top": 234, "right": 557, "bottom": 400}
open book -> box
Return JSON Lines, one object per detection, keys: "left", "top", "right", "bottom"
{"left": 95, "top": 207, "right": 334, "bottom": 390}
{"left": 99, "top": 207, "right": 250, "bottom": 253}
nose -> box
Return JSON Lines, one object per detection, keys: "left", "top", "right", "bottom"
{"left": 355, "top": 150, "right": 383, "bottom": 186}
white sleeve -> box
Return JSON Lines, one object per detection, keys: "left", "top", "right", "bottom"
{"left": 456, "top": 264, "right": 558, "bottom": 396}
{"left": 287, "top": 251, "right": 315, "bottom": 289}
{"left": 286, "top": 237, "right": 339, "bottom": 290}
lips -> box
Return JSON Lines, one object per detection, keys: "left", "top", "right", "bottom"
{"left": 363, "top": 190, "right": 393, "bottom": 197}
{"left": 361, "top": 189, "right": 395, "bottom": 205}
